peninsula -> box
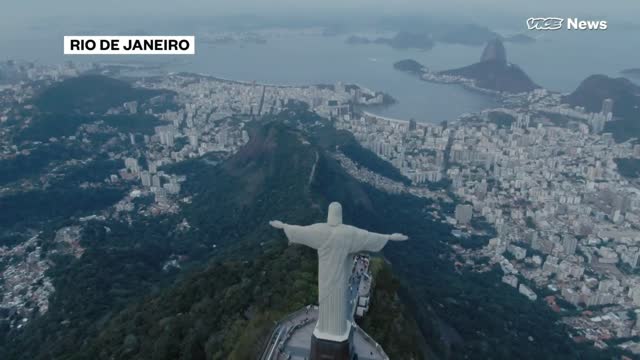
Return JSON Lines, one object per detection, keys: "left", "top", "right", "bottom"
{"left": 394, "top": 38, "right": 539, "bottom": 94}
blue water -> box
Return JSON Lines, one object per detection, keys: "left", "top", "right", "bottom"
{"left": 2, "top": 25, "right": 639, "bottom": 123}
{"left": 162, "top": 35, "right": 498, "bottom": 123}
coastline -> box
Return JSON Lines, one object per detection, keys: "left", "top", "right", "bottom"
{"left": 420, "top": 71, "right": 502, "bottom": 96}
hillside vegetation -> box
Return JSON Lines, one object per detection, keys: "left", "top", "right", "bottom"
{"left": 33, "top": 75, "right": 168, "bottom": 114}
{"left": 1, "top": 102, "right": 628, "bottom": 359}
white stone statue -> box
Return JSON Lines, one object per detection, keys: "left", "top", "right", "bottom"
{"left": 270, "top": 202, "right": 408, "bottom": 342}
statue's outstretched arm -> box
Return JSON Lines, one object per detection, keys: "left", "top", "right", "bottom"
{"left": 269, "top": 220, "right": 286, "bottom": 229}
{"left": 269, "top": 221, "right": 325, "bottom": 250}
{"left": 389, "top": 233, "right": 409, "bottom": 241}
{"left": 350, "top": 228, "right": 408, "bottom": 253}
{"left": 366, "top": 231, "right": 409, "bottom": 242}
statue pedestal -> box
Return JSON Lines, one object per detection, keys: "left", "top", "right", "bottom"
{"left": 310, "top": 332, "right": 353, "bottom": 360}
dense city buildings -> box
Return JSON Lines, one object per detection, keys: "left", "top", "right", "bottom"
{"left": 0, "top": 62, "right": 385, "bottom": 330}
{"left": 334, "top": 88, "right": 640, "bottom": 353}
{"left": 2, "top": 59, "right": 640, "bottom": 354}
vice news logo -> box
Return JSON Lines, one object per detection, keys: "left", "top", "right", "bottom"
{"left": 527, "top": 17, "right": 608, "bottom": 31}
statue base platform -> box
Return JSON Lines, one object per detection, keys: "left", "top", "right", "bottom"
{"left": 310, "top": 333, "right": 353, "bottom": 360}
{"left": 260, "top": 306, "right": 388, "bottom": 360}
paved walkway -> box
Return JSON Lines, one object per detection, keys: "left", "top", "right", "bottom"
{"left": 352, "top": 326, "right": 387, "bottom": 360}
{"left": 275, "top": 307, "right": 387, "bottom": 360}
{"left": 261, "top": 306, "right": 318, "bottom": 360}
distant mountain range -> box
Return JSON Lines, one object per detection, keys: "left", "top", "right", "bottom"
{"left": 435, "top": 24, "right": 500, "bottom": 46}
{"left": 346, "top": 32, "right": 434, "bottom": 50}
{"left": 346, "top": 24, "right": 535, "bottom": 50}
{"left": 621, "top": 68, "right": 640, "bottom": 78}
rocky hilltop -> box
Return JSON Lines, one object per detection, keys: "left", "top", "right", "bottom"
{"left": 564, "top": 74, "right": 640, "bottom": 114}
{"left": 480, "top": 38, "right": 507, "bottom": 63}
{"left": 564, "top": 74, "right": 640, "bottom": 142}
{"left": 439, "top": 38, "right": 539, "bottom": 93}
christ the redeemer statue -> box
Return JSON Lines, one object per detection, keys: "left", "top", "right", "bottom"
{"left": 270, "top": 202, "right": 408, "bottom": 346}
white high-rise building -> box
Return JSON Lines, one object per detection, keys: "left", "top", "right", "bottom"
{"left": 189, "top": 134, "right": 198, "bottom": 148}
{"left": 124, "top": 158, "right": 139, "bottom": 174}
{"left": 601, "top": 98, "right": 614, "bottom": 116}
{"left": 152, "top": 174, "right": 161, "bottom": 188}
{"left": 562, "top": 236, "right": 577, "bottom": 256}
{"left": 140, "top": 171, "right": 151, "bottom": 187}
{"left": 149, "top": 161, "right": 158, "bottom": 174}
{"left": 455, "top": 204, "right": 473, "bottom": 225}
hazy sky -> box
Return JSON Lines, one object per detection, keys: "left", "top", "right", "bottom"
{"left": 2, "top": 0, "right": 639, "bottom": 19}
{"left": 1, "top": 0, "right": 639, "bottom": 30}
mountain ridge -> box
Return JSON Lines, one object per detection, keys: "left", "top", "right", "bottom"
{"left": 564, "top": 74, "right": 640, "bottom": 142}
{"left": 439, "top": 38, "right": 539, "bottom": 93}
{"left": 0, "top": 94, "right": 626, "bottom": 359}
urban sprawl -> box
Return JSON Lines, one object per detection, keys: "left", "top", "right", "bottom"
{"left": 1, "top": 60, "right": 640, "bottom": 354}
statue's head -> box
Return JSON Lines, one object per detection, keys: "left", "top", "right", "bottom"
{"left": 327, "top": 202, "right": 343, "bottom": 226}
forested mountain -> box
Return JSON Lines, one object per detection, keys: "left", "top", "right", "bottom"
{"left": 0, "top": 103, "right": 626, "bottom": 359}
{"left": 564, "top": 74, "right": 640, "bottom": 142}
{"left": 0, "top": 107, "right": 424, "bottom": 359}
{"left": 33, "top": 75, "right": 170, "bottom": 114}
